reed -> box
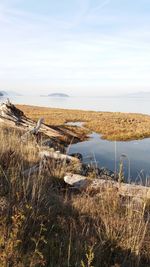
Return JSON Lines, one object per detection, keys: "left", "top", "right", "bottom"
{"left": 0, "top": 125, "right": 150, "bottom": 267}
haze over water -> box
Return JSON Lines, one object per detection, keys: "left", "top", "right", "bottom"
{"left": 7, "top": 95, "right": 150, "bottom": 115}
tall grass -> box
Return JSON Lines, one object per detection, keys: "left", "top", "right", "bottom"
{"left": 0, "top": 125, "right": 150, "bottom": 266}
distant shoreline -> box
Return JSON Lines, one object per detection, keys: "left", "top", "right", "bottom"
{"left": 16, "top": 104, "right": 150, "bottom": 141}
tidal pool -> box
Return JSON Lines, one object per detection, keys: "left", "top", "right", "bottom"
{"left": 67, "top": 131, "right": 150, "bottom": 184}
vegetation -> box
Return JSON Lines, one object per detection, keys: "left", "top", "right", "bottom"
{"left": 17, "top": 105, "right": 150, "bottom": 141}
{"left": 0, "top": 124, "right": 150, "bottom": 267}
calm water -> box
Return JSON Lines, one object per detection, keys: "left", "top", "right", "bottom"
{"left": 2, "top": 95, "right": 150, "bottom": 182}
{"left": 68, "top": 132, "right": 150, "bottom": 184}
{"left": 2, "top": 95, "right": 150, "bottom": 114}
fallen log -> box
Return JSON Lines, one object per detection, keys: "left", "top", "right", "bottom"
{"left": 0, "top": 100, "right": 61, "bottom": 139}
{"left": 64, "top": 173, "right": 150, "bottom": 199}
{"left": 39, "top": 150, "right": 80, "bottom": 163}
{"left": 0, "top": 99, "right": 24, "bottom": 121}
{"left": 22, "top": 150, "right": 80, "bottom": 177}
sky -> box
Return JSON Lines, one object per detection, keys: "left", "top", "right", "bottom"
{"left": 0, "top": 0, "right": 150, "bottom": 96}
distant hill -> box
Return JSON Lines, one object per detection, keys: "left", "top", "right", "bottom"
{"left": 124, "top": 91, "right": 150, "bottom": 98}
{"left": 0, "top": 91, "right": 7, "bottom": 96}
{"left": 1, "top": 90, "right": 22, "bottom": 96}
{"left": 48, "top": 93, "right": 69, "bottom": 98}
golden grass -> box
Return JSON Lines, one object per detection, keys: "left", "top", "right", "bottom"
{"left": 0, "top": 125, "right": 150, "bottom": 266}
{"left": 17, "top": 104, "right": 150, "bottom": 141}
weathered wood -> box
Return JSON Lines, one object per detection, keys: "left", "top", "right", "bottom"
{"left": 30, "top": 117, "right": 44, "bottom": 134}
{"left": 64, "top": 173, "right": 150, "bottom": 199}
{"left": 21, "top": 117, "right": 44, "bottom": 141}
{"left": 22, "top": 151, "right": 80, "bottom": 177}
{"left": 0, "top": 100, "right": 24, "bottom": 121}
{"left": 0, "top": 101, "right": 61, "bottom": 139}
{"left": 39, "top": 150, "right": 80, "bottom": 163}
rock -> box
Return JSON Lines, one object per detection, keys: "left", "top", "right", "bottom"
{"left": 64, "top": 173, "right": 91, "bottom": 189}
{"left": 79, "top": 164, "right": 117, "bottom": 181}
{"left": 98, "top": 167, "right": 118, "bottom": 181}
{"left": 99, "top": 167, "right": 114, "bottom": 177}
{"left": 70, "top": 153, "right": 83, "bottom": 161}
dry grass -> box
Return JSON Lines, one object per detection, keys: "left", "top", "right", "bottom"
{"left": 17, "top": 104, "right": 150, "bottom": 141}
{"left": 0, "top": 125, "right": 150, "bottom": 267}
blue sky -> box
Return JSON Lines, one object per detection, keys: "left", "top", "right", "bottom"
{"left": 0, "top": 0, "right": 150, "bottom": 96}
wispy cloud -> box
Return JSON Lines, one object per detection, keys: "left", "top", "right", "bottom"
{"left": 0, "top": 0, "right": 150, "bottom": 95}
{"left": 91, "top": 0, "right": 110, "bottom": 12}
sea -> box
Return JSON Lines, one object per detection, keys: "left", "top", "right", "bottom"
{"left": 3, "top": 95, "right": 150, "bottom": 115}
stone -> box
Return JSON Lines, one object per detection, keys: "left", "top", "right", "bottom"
{"left": 64, "top": 173, "right": 91, "bottom": 189}
{"left": 70, "top": 153, "right": 83, "bottom": 161}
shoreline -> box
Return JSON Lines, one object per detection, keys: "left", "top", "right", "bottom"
{"left": 1, "top": 101, "right": 149, "bottom": 184}
{"left": 17, "top": 103, "right": 150, "bottom": 141}
{"left": 1, "top": 101, "right": 150, "bottom": 266}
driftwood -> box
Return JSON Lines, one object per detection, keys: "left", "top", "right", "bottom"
{"left": 64, "top": 173, "right": 150, "bottom": 199}
{"left": 3, "top": 100, "right": 150, "bottom": 202}
{"left": 0, "top": 99, "right": 24, "bottom": 121}
{"left": 21, "top": 117, "right": 44, "bottom": 141}
{"left": 0, "top": 100, "right": 61, "bottom": 139}
{"left": 22, "top": 150, "right": 79, "bottom": 177}
{"left": 39, "top": 150, "right": 80, "bottom": 163}
{"left": 31, "top": 118, "right": 44, "bottom": 134}
{"left": 0, "top": 100, "right": 59, "bottom": 145}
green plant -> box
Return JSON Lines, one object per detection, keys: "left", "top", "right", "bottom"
{"left": 81, "top": 246, "right": 94, "bottom": 267}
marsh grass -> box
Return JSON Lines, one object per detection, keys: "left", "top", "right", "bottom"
{"left": 17, "top": 104, "right": 150, "bottom": 141}
{"left": 0, "top": 125, "right": 150, "bottom": 266}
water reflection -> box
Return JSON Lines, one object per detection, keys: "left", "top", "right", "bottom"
{"left": 68, "top": 132, "right": 150, "bottom": 184}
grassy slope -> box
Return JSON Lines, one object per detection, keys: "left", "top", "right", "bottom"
{"left": 0, "top": 125, "right": 150, "bottom": 267}
{"left": 17, "top": 104, "right": 150, "bottom": 141}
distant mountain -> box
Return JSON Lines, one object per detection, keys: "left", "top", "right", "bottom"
{"left": 1, "top": 91, "right": 7, "bottom": 96}
{"left": 124, "top": 91, "right": 150, "bottom": 98}
{"left": 48, "top": 93, "right": 69, "bottom": 98}
{"left": 1, "top": 90, "right": 22, "bottom": 96}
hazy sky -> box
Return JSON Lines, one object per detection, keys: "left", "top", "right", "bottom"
{"left": 0, "top": 0, "right": 150, "bottom": 96}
